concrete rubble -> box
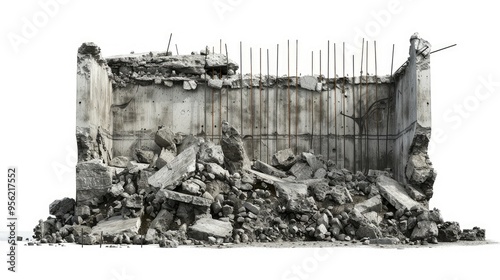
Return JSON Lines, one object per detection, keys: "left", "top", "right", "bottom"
{"left": 34, "top": 122, "right": 486, "bottom": 247}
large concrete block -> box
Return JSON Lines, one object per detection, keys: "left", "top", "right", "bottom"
{"left": 91, "top": 215, "right": 141, "bottom": 236}
{"left": 376, "top": 175, "right": 420, "bottom": 210}
{"left": 274, "top": 182, "right": 316, "bottom": 213}
{"left": 155, "top": 189, "right": 212, "bottom": 207}
{"left": 188, "top": 218, "right": 233, "bottom": 240}
{"left": 148, "top": 146, "right": 197, "bottom": 189}
{"left": 354, "top": 195, "right": 382, "bottom": 214}
{"left": 76, "top": 159, "right": 113, "bottom": 205}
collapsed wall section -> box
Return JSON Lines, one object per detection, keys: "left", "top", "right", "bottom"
{"left": 391, "top": 34, "right": 435, "bottom": 201}
{"left": 74, "top": 34, "right": 435, "bottom": 206}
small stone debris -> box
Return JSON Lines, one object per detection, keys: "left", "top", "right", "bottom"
{"left": 35, "top": 122, "right": 486, "bottom": 247}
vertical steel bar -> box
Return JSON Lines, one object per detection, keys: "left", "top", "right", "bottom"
{"left": 365, "top": 41, "right": 369, "bottom": 173}
{"left": 276, "top": 44, "right": 279, "bottom": 154}
{"left": 342, "top": 42, "right": 346, "bottom": 168}
{"left": 219, "top": 42, "right": 223, "bottom": 144}
{"left": 267, "top": 48, "right": 270, "bottom": 163}
{"left": 240, "top": 42, "right": 243, "bottom": 137}
{"left": 259, "top": 48, "right": 263, "bottom": 161}
{"left": 250, "top": 47, "right": 254, "bottom": 159}
{"left": 311, "top": 50, "right": 314, "bottom": 150}
{"left": 204, "top": 50, "right": 208, "bottom": 137}
{"left": 327, "top": 41, "right": 330, "bottom": 160}
{"left": 226, "top": 44, "right": 229, "bottom": 123}
{"left": 334, "top": 43, "right": 337, "bottom": 166}
{"left": 166, "top": 33, "right": 172, "bottom": 55}
{"left": 358, "top": 38, "right": 364, "bottom": 174}
{"left": 352, "top": 55, "right": 356, "bottom": 173}
{"left": 295, "top": 40, "right": 299, "bottom": 154}
{"left": 374, "top": 41, "right": 379, "bottom": 169}
{"left": 387, "top": 44, "right": 395, "bottom": 167}
{"left": 211, "top": 66, "right": 215, "bottom": 142}
{"left": 287, "top": 40, "right": 291, "bottom": 148}
{"left": 319, "top": 49, "right": 322, "bottom": 155}
{"left": 175, "top": 44, "right": 179, "bottom": 55}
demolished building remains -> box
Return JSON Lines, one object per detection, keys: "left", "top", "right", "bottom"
{"left": 33, "top": 34, "right": 485, "bottom": 247}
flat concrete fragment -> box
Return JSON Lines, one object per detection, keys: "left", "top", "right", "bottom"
{"left": 354, "top": 195, "right": 382, "bottom": 214}
{"left": 148, "top": 146, "right": 197, "bottom": 189}
{"left": 156, "top": 189, "right": 212, "bottom": 207}
{"left": 91, "top": 215, "right": 141, "bottom": 236}
{"left": 253, "top": 160, "right": 287, "bottom": 178}
{"left": 247, "top": 169, "right": 284, "bottom": 184}
{"left": 376, "top": 175, "right": 420, "bottom": 210}
{"left": 188, "top": 218, "right": 233, "bottom": 240}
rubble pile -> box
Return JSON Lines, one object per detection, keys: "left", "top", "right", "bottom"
{"left": 34, "top": 122, "right": 485, "bottom": 247}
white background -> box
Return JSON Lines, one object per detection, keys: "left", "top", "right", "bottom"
{"left": 0, "top": 0, "right": 499, "bottom": 279}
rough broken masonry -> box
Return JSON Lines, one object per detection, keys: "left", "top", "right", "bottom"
{"left": 33, "top": 34, "right": 485, "bottom": 247}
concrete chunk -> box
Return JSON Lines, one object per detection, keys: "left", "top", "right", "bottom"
{"left": 188, "top": 218, "right": 233, "bottom": 240}
{"left": 272, "top": 148, "right": 297, "bottom": 169}
{"left": 91, "top": 215, "right": 141, "bottom": 236}
{"left": 289, "top": 162, "right": 313, "bottom": 180}
{"left": 247, "top": 169, "right": 284, "bottom": 184}
{"left": 148, "top": 146, "right": 197, "bottom": 189}
{"left": 299, "top": 76, "right": 319, "bottom": 91}
{"left": 155, "top": 189, "right": 212, "bottom": 207}
{"left": 354, "top": 195, "right": 383, "bottom": 214}
{"left": 274, "top": 182, "right": 316, "bottom": 213}
{"left": 376, "top": 175, "right": 420, "bottom": 210}
{"left": 76, "top": 159, "right": 113, "bottom": 205}
{"left": 253, "top": 160, "right": 287, "bottom": 178}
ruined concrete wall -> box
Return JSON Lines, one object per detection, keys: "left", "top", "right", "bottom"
{"left": 75, "top": 35, "right": 434, "bottom": 189}
{"left": 110, "top": 77, "right": 394, "bottom": 173}
{"left": 391, "top": 34, "right": 435, "bottom": 200}
{"left": 76, "top": 43, "right": 114, "bottom": 165}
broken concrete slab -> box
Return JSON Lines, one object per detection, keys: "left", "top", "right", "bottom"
{"left": 404, "top": 184, "right": 427, "bottom": 202}
{"left": 188, "top": 218, "right": 233, "bottom": 240}
{"left": 148, "top": 146, "right": 197, "bottom": 189}
{"left": 271, "top": 148, "right": 297, "bottom": 170}
{"left": 376, "top": 175, "right": 420, "bottom": 211}
{"left": 247, "top": 169, "right": 284, "bottom": 185}
{"left": 91, "top": 215, "right": 141, "bottom": 236}
{"left": 155, "top": 189, "right": 212, "bottom": 207}
{"left": 76, "top": 159, "right": 113, "bottom": 205}
{"left": 354, "top": 195, "right": 382, "bottom": 214}
{"left": 253, "top": 160, "right": 287, "bottom": 178}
